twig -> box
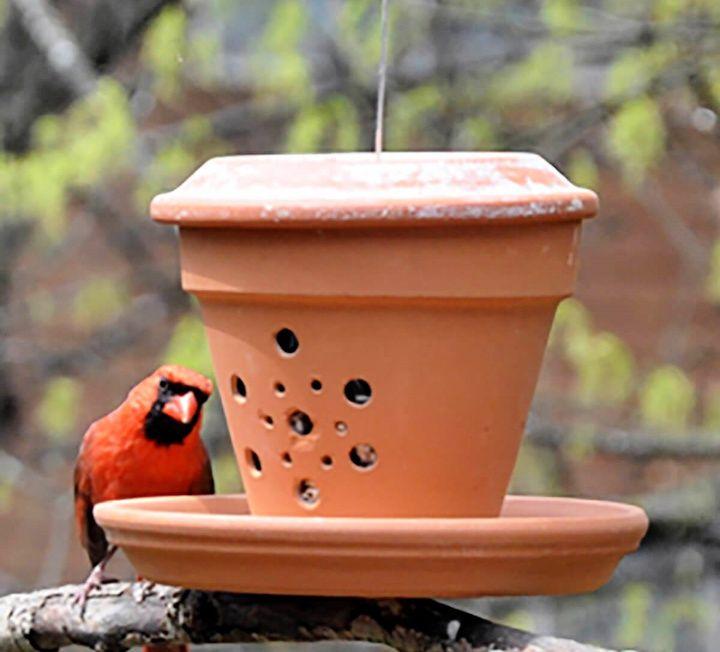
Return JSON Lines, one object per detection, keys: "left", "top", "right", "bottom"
{"left": 527, "top": 421, "right": 720, "bottom": 460}
{"left": 0, "top": 582, "right": 612, "bottom": 652}
{"left": 9, "top": 0, "right": 97, "bottom": 97}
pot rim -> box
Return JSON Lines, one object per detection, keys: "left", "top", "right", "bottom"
{"left": 151, "top": 151, "right": 598, "bottom": 229}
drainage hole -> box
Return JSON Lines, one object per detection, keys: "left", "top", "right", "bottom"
{"left": 349, "top": 444, "right": 377, "bottom": 470}
{"left": 275, "top": 328, "right": 299, "bottom": 355}
{"left": 344, "top": 378, "right": 372, "bottom": 406}
{"left": 245, "top": 448, "right": 262, "bottom": 476}
{"left": 274, "top": 382, "right": 286, "bottom": 396}
{"left": 321, "top": 455, "right": 333, "bottom": 469}
{"left": 297, "top": 479, "right": 320, "bottom": 507}
{"left": 335, "top": 421, "right": 348, "bottom": 435}
{"left": 310, "top": 378, "right": 323, "bottom": 392}
{"left": 231, "top": 375, "right": 247, "bottom": 402}
{"left": 281, "top": 451, "right": 292, "bottom": 467}
{"left": 289, "top": 410, "right": 313, "bottom": 435}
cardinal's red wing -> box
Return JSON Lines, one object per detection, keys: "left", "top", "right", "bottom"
{"left": 188, "top": 448, "right": 215, "bottom": 495}
{"left": 74, "top": 435, "right": 109, "bottom": 567}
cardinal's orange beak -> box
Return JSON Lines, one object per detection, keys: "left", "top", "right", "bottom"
{"left": 161, "top": 391, "right": 198, "bottom": 424}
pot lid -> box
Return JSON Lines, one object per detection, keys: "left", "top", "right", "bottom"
{"left": 150, "top": 152, "right": 598, "bottom": 228}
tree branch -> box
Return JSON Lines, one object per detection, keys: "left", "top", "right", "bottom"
{"left": 0, "top": 582, "right": 611, "bottom": 652}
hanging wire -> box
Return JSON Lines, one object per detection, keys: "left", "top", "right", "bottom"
{"left": 374, "top": 0, "right": 390, "bottom": 155}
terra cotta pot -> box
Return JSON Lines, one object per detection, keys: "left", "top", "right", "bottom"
{"left": 151, "top": 152, "right": 597, "bottom": 517}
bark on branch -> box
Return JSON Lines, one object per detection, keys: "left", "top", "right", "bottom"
{"left": 0, "top": 582, "right": 610, "bottom": 652}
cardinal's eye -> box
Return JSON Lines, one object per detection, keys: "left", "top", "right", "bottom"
{"left": 159, "top": 378, "right": 169, "bottom": 391}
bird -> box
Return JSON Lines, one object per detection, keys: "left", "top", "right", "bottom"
{"left": 73, "top": 365, "right": 214, "bottom": 608}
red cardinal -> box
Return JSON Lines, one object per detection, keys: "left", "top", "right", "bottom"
{"left": 74, "top": 365, "right": 214, "bottom": 604}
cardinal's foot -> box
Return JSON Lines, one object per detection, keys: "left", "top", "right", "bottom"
{"left": 74, "top": 545, "right": 118, "bottom": 616}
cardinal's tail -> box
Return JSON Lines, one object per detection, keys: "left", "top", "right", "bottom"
{"left": 142, "top": 645, "right": 188, "bottom": 652}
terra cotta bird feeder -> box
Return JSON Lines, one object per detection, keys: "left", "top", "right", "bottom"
{"left": 95, "top": 151, "right": 648, "bottom": 597}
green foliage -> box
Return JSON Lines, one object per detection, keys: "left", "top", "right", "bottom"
{"left": 72, "top": 277, "right": 129, "bottom": 330}
{"left": 702, "top": 58, "right": 720, "bottom": 107}
{"left": 648, "top": 594, "right": 713, "bottom": 651}
{"left": 0, "top": 480, "right": 12, "bottom": 515}
{"left": 639, "top": 365, "right": 696, "bottom": 432}
{"left": 163, "top": 313, "right": 214, "bottom": 379}
{"left": 212, "top": 452, "right": 244, "bottom": 494}
{"left": 254, "top": 0, "right": 311, "bottom": 105}
{"left": 608, "top": 96, "right": 666, "bottom": 184}
{"left": 286, "top": 95, "right": 361, "bottom": 152}
{"left": 566, "top": 148, "right": 599, "bottom": 190}
{"left": 615, "top": 582, "right": 653, "bottom": 648}
{"left": 386, "top": 84, "right": 444, "bottom": 150}
{"left": 551, "top": 299, "right": 635, "bottom": 406}
{"left": 606, "top": 43, "right": 677, "bottom": 101}
{"left": 541, "top": 0, "right": 582, "bottom": 35}
{"left": 136, "top": 116, "right": 225, "bottom": 209}
{"left": 510, "top": 442, "right": 560, "bottom": 494}
{"left": 0, "top": 79, "right": 134, "bottom": 240}
{"left": 488, "top": 43, "right": 574, "bottom": 106}
{"left": 337, "top": 0, "right": 402, "bottom": 82}
{"left": 37, "top": 377, "right": 82, "bottom": 442}
{"left": 704, "top": 239, "right": 720, "bottom": 304}
{"left": 702, "top": 384, "right": 720, "bottom": 430}
{"left": 567, "top": 332, "right": 636, "bottom": 405}
{"left": 141, "top": 5, "right": 188, "bottom": 101}
{"left": 453, "top": 116, "right": 498, "bottom": 150}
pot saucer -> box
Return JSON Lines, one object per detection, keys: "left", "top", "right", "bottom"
{"left": 95, "top": 494, "right": 648, "bottom": 598}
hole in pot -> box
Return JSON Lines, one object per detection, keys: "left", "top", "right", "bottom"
{"left": 350, "top": 444, "right": 377, "bottom": 470}
{"left": 310, "top": 378, "right": 322, "bottom": 392}
{"left": 274, "top": 382, "right": 286, "bottom": 396}
{"left": 321, "top": 455, "right": 333, "bottom": 469}
{"left": 335, "top": 421, "right": 348, "bottom": 435}
{"left": 289, "top": 410, "right": 313, "bottom": 435}
{"left": 344, "top": 379, "right": 372, "bottom": 406}
{"left": 276, "top": 328, "right": 299, "bottom": 355}
{"left": 231, "top": 375, "right": 247, "bottom": 403}
{"left": 261, "top": 414, "right": 274, "bottom": 428}
{"left": 281, "top": 451, "right": 292, "bottom": 467}
{"left": 245, "top": 448, "right": 262, "bottom": 476}
{"left": 297, "top": 479, "right": 320, "bottom": 507}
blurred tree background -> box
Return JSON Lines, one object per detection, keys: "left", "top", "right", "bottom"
{"left": 2, "top": 0, "right": 720, "bottom": 649}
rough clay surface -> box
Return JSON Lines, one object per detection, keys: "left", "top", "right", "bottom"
{"left": 150, "top": 152, "right": 599, "bottom": 226}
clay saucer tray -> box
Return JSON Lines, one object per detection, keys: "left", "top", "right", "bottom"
{"left": 95, "top": 494, "right": 648, "bottom": 597}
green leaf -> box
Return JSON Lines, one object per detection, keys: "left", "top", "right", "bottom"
{"left": 141, "top": 5, "right": 188, "bottom": 101}
{"left": 386, "top": 84, "right": 444, "bottom": 150}
{"left": 163, "top": 313, "right": 214, "bottom": 379}
{"left": 705, "top": 239, "right": 720, "bottom": 304}
{"left": 615, "top": 583, "right": 653, "bottom": 648}
{"left": 488, "top": 42, "right": 574, "bottom": 106}
{"left": 566, "top": 148, "right": 599, "bottom": 190}
{"left": 608, "top": 96, "right": 666, "bottom": 184}
{"left": 285, "top": 104, "right": 326, "bottom": 153}
{"left": 254, "top": 0, "right": 311, "bottom": 105}
{"left": 541, "top": 0, "right": 582, "bottom": 35}
{"left": 212, "top": 452, "right": 244, "bottom": 494}
{"left": 286, "top": 95, "right": 361, "bottom": 153}
{"left": 639, "top": 365, "right": 696, "bottom": 432}
{"left": 606, "top": 43, "right": 677, "bottom": 101}
{"left": 702, "top": 384, "right": 720, "bottom": 430}
{"left": 453, "top": 116, "right": 498, "bottom": 150}
{"left": 0, "top": 79, "right": 134, "bottom": 241}
{"left": 37, "top": 377, "right": 82, "bottom": 442}
{"left": 72, "top": 277, "right": 128, "bottom": 330}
